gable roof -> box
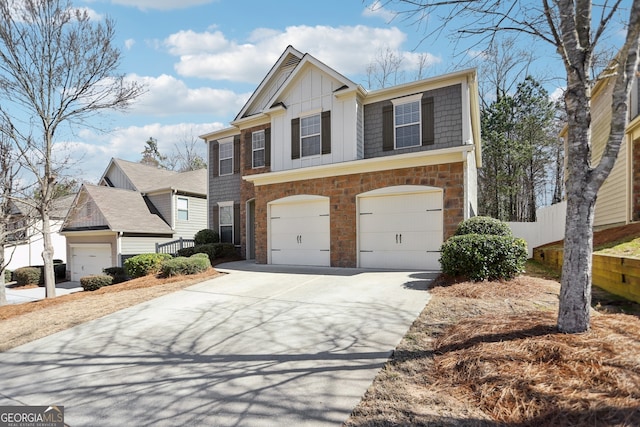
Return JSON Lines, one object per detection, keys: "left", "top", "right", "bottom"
{"left": 234, "top": 45, "right": 359, "bottom": 123}
{"left": 101, "top": 158, "right": 206, "bottom": 195}
{"left": 9, "top": 194, "right": 75, "bottom": 220}
{"left": 65, "top": 184, "right": 172, "bottom": 234}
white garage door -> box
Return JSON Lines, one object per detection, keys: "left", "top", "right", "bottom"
{"left": 359, "top": 188, "right": 443, "bottom": 270}
{"left": 270, "top": 197, "right": 330, "bottom": 267}
{"left": 70, "top": 245, "right": 112, "bottom": 281}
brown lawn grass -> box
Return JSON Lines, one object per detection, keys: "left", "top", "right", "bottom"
{"left": 345, "top": 269, "right": 640, "bottom": 426}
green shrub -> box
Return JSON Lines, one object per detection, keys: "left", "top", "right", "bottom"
{"left": 181, "top": 243, "right": 237, "bottom": 264}
{"left": 103, "top": 267, "right": 129, "bottom": 284}
{"left": 454, "top": 216, "right": 513, "bottom": 237}
{"left": 4, "top": 269, "right": 12, "bottom": 283}
{"left": 194, "top": 228, "right": 220, "bottom": 245}
{"left": 160, "top": 254, "right": 211, "bottom": 277}
{"left": 13, "top": 266, "right": 43, "bottom": 286}
{"left": 440, "top": 234, "right": 527, "bottom": 281}
{"left": 80, "top": 274, "right": 113, "bottom": 291}
{"left": 176, "top": 246, "right": 196, "bottom": 257}
{"left": 124, "top": 253, "right": 172, "bottom": 278}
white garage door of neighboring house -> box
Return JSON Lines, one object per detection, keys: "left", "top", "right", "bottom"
{"left": 359, "top": 186, "right": 443, "bottom": 270}
{"left": 269, "top": 196, "right": 330, "bottom": 267}
{"left": 70, "top": 245, "right": 112, "bottom": 281}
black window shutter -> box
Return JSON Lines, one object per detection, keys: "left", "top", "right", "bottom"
{"left": 233, "top": 203, "right": 241, "bottom": 246}
{"left": 291, "top": 118, "right": 300, "bottom": 159}
{"left": 382, "top": 104, "right": 394, "bottom": 151}
{"left": 212, "top": 207, "right": 219, "bottom": 231}
{"left": 321, "top": 111, "right": 331, "bottom": 154}
{"left": 265, "top": 128, "right": 271, "bottom": 167}
{"left": 233, "top": 134, "right": 241, "bottom": 173}
{"left": 422, "top": 96, "right": 435, "bottom": 146}
{"left": 244, "top": 132, "right": 252, "bottom": 169}
{"left": 211, "top": 141, "right": 219, "bottom": 176}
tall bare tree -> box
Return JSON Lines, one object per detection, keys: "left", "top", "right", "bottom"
{"left": 0, "top": 0, "right": 144, "bottom": 298}
{"left": 385, "top": 0, "right": 640, "bottom": 333}
{"left": 165, "top": 131, "right": 207, "bottom": 172}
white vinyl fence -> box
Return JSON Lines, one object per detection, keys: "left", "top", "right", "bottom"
{"left": 508, "top": 201, "right": 567, "bottom": 258}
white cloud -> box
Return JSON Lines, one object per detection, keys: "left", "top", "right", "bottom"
{"left": 126, "top": 73, "right": 250, "bottom": 117}
{"left": 124, "top": 38, "right": 135, "bottom": 50}
{"left": 60, "top": 122, "right": 224, "bottom": 182}
{"left": 362, "top": 1, "right": 397, "bottom": 23}
{"left": 109, "top": 0, "right": 216, "bottom": 11}
{"left": 166, "top": 24, "right": 412, "bottom": 84}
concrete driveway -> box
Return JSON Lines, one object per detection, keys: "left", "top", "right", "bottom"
{"left": 0, "top": 261, "right": 435, "bottom": 426}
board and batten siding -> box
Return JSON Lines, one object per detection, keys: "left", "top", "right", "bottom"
{"left": 591, "top": 80, "right": 629, "bottom": 228}
{"left": 271, "top": 67, "right": 360, "bottom": 172}
{"left": 104, "top": 165, "right": 135, "bottom": 191}
{"left": 65, "top": 193, "right": 108, "bottom": 229}
{"left": 174, "top": 196, "right": 207, "bottom": 239}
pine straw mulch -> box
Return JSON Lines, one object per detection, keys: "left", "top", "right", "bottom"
{"left": 345, "top": 275, "right": 640, "bottom": 427}
{"left": 0, "top": 268, "right": 223, "bottom": 352}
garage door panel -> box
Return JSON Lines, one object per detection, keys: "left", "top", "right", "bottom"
{"left": 71, "top": 245, "right": 112, "bottom": 281}
{"left": 360, "top": 211, "right": 442, "bottom": 233}
{"left": 360, "top": 250, "right": 440, "bottom": 270}
{"left": 270, "top": 198, "right": 330, "bottom": 267}
{"left": 359, "top": 189, "right": 443, "bottom": 270}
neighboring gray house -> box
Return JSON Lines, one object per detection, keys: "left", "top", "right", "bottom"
{"left": 61, "top": 159, "right": 207, "bottom": 281}
{"left": 201, "top": 46, "right": 481, "bottom": 270}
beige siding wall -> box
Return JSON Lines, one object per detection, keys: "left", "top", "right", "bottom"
{"left": 121, "top": 237, "right": 164, "bottom": 255}
{"left": 65, "top": 192, "right": 108, "bottom": 229}
{"left": 174, "top": 196, "right": 207, "bottom": 239}
{"left": 592, "top": 80, "right": 629, "bottom": 227}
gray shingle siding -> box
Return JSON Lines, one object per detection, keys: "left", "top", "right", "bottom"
{"left": 364, "top": 83, "right": 463, "bottom": 158}
{"left": 208, "top": 174, "right": 241, "bottom": 226}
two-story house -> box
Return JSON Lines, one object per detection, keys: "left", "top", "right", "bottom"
{"left": 61, "top": 158, "right": 207, "bottom": 281}
{"left": 201, "top": 46, "right": 481, "bottom": 270}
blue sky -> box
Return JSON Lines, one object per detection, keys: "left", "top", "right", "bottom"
{"left": 64, "top": 0, "right": 624, "bottom": 181}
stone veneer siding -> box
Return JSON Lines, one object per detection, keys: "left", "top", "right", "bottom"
{"left": 251, "top": 162, "right": 465, "bottom": 267}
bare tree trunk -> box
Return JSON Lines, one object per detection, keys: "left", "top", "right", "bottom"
{"left": 0, "top": 248, "right": 6, "bottom": 305}
{"left": 41, "top": 213, "right": 56, "bottom": 298}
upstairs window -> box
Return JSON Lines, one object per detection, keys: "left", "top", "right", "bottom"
{"left": 394, "top": 97, "right": 421, "bottom": 149}
{"left": 252, "top": 130, "right": 265, "bottom": 168}
{"left": 219, "top": 142, "right": 233, "bottom": 175}
{"left": 300, "top": 114, "right": 321, "bottom": 157}
{"left": 291, "top": 111, "right": 331, "bottom": 160}
{"left": 177, "top": 197, "right": 188, "bottom": 221}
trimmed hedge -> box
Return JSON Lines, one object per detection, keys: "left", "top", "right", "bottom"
{"left": 194, "top": 229, "right": 220, "bottom": 245}
{"left": 80, "top": 275, "right": 113, "bottom": 291}
{"left": 440, "top": 234, "right": 527, "bottom": 281}
{"left": 103, "top": 267, "right": 129, "bottom": 284}
{"left": 454, "top": 215, "right": 513, "bottom": 237}
{"left": 13, "top": 266, "right": 43, "bottom": 286}
{"left": 177, "top": 243, "right": 236, "bottom": 264}
{"left": 124, "top": 253, "right": 172, "bottom": 278}
{"left": 160, "top": 254, "right": 211, "bottom": 277}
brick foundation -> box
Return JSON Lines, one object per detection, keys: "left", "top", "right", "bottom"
{"left": 250, "top": 162, "right": 465, "bottom": 267}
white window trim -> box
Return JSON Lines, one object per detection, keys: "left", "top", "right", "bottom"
{"left": 300, "top": 112, "right": 322, "bottom": 158}
{"left": 219, "top": 141, "right": 233, "bottom": 176}
{"left": 252, "top": 130, "right": 265, "bottom": 169}
{"left": 391, "top": 93, "right": 422, "bottom": 150}
{"left": 177, "top": 197, "right": 189, "bottom": 221}
{"left": 218, "top": 201, "right": 234, "bottom": 243}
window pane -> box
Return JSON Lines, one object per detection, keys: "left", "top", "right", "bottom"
{"left": 177, "top": 198, "right": 188, "bottom": 210}
{"left": 219, "top": 206, "right": 232, "bottom": 225}
{"left": 301, "top": 115, "right": 320, "bottom": 137}
{"left": 395, "top": 101, "right": 420, "bottom": 126}
{"left": 220, "top": 158, "right": 232, "bottom": 175}
{"left": 177, "top": 210, "right": 188, "bottom": 220}
{"left": 220, "top": 226, "right": 233, "bottom": 243}
{"left": 219, "top": 142, "right": 233, "bottom": 158}
{"left": 301, "top": 135, "right": 321, "bottom": 157}
{"left": 252, "top": 132, "right": 265, "bottom": 149}
{"left": 253, "top": 149, "right": 265, "bottom": 168}
{"left": 396, "top": 124, "right": 420, "bottom": 148}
